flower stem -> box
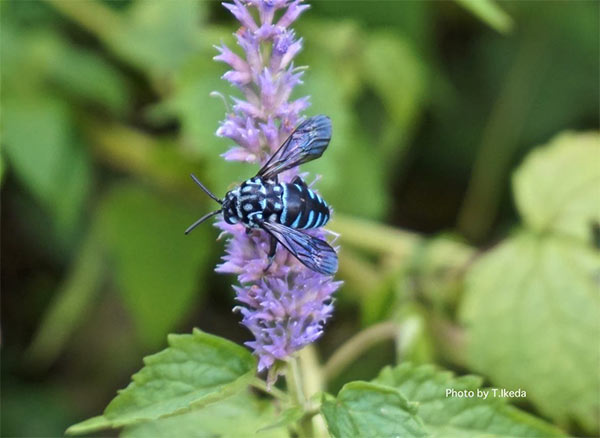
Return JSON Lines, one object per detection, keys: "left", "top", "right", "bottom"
{"left": 250, "top": 377, "right": 288, "bottom": 402}
{"left": 323, "top": 321, "right": 401, "bottom": 382}
{"left": 329, "top": 215, "right": 421, "bottom": 258}
{"left": 298, "top": 346, "right": 329, "bottom": 438}
{"left": 286, "top": 357, "right": 313, "bottom": 438}
{"left": 457, "top": 29, "right": 547, "bottom": 241}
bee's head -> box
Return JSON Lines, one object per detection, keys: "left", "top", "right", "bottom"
{"left": 222, "top": 189, "right": 240, "bottom": 224}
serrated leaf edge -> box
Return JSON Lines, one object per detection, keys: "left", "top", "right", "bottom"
{"left": 67, "top": 330, "right": 256, "bottom": 434}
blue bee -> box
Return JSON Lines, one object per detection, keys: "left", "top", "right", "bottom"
{"left": 185, "top": 115, "right": 337, "bottom": 275}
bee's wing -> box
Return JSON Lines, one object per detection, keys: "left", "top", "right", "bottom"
{"left": 257, "top": 115, "right": 332, "bottom": 180}
{"left": 261, "top": 221, "right": 338, "bottom": 275}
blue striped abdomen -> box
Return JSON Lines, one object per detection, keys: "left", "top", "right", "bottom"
{"left": 280, "top": 182, "right": 330, "bottom": 230}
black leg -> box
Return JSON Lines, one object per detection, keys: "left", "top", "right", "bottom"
{"left": 245, "top": 227, "right": 252, "bottom": 235}
{"left": 264, "top": 236, "right": 278, "bottom": 273}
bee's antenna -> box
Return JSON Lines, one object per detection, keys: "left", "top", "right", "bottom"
{"left": 185, "top": 209, "right": 221, "bottom": 235}
{"left": 191, "top": 174, "right": 222, "bottom": 204}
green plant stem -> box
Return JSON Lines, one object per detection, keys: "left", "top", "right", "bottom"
{"left": 455, "top": 0, "right": 514, "bottom": 34}
{"left": 286, "top": 357, "right": 313, "bottom": 438}
{"left": 25, "top": 225, "right": 104, "bottom": 370}
{"left": 330, "top": 215, "right": 421, "bottom": 259}
{"left": 457, "top": 28, "right": 548, "bottom": 241}
{"left": 323, "top": 321, "right": 401, "bottom": 382}
{"left": 430, "top": 316, "right": 467, "bottom": 368}
{"left": 250, "top": 378, "right": 288, "bottom": 402}
{"left": 298, "top": 346, "right": 329, "bottom": 438}
{"left": 333, "top": 215, "right": 471, "bottom": 260}
{"left": 85, "top": 119, "right": 203, "bottom": 195}
{"left": 298, "top": 346, "right": 323, "bottom": 401}
{"left": 338, "top": 247, "right": 381, "bottom": 300}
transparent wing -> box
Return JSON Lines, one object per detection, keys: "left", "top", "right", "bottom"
{"left": 262, "top": 221, "right": 338, "bottom": 275}
{"left": 257, "top": 115, "right": 332, "bottom": 180}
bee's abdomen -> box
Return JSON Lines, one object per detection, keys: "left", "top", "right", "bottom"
{"left": 280, "top": 182, "right": 330, "bottom": 229}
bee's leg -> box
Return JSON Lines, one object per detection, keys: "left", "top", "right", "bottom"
{"left": 264, "top": 236, "right": 278, "bottom": 273}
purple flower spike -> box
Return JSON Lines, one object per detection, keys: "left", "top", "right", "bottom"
{"left": 234, "top": 272, "right": 341, "bottom": 371}
{"left": 222, "top": 0, "right": 258, "bottom": 31}
{"left": 277, "top": 0, "right": 310, "bottom": 28}
{"left": 215, "top": 0, "right": 340, "bottom": 375}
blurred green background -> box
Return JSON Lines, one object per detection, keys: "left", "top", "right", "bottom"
{"left": 1, "top": 0, "right": 598, "bottom": 437}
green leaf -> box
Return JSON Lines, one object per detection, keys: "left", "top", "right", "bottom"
{"left": 98, "top": 184, "right": 212, "bottom": 347}
{"left": 2, "top": 96, "right": 90, "bottom": 239}
{"left": 374, "top": 363, "right": 564, "bottom": 437}
{"left": 311, "top": 1, "right": 432, "bottom": 57}
{"left": 321, "top": 381, "right": 427, "bottom": 438}
{"left": 122, "top": 392, "right": 287, "bottom": 438}
{"left": 48, "top": 42, "right": 130, "bottom": 114}
{"left": 26, "top": 226, "right": 104, "bottom": 369}
{"left": 459, "top": 232, "right": 600, "bottom": 433}
{"left": 107, "top": 0, "right": 205, "bottom": 79}
{"left": 86, "top": 120, "right": 202, "bottom": 191}
{"left": 513, "top": 131, "right": 600, "bottom": 242}
{"left": 0, "top": 153, "right": 5, "bottom": 186}
{"left": 257, "top": 406, "right": 303, "bottom": 432}
{"left": 1, "top": 25, "right": 52, "bottom": 93}
{"left": 67, "top": 329, "right": 256, "bottom": 434}
{"left": 153, "top": 55, "right": 251, "bottom": 193}
{"left": 455, "top": 0, "right": 514, "bottom": 34}
{"left": 363, "top": 31, "right": 427, "bottom": 158}
{"left": 304, "top": 67, "right": 388, "bottom": 219}
{"left": 105, "top": 330, "right": 255, "bottom": 423}
{"left": 2, "top": 25, "right": 129, "bottom": 113}
{"left": 299, "top": 20, "right": 365, "bottom": 101}
{"left": 65, "top": 416, "right": 111, "bottom": 436}
{"left": 2, "top": 382, "right": 75, "bottom": 438}
{"left": 44, "top": 0, "right": 206, "bottom": 85}
{"left": 160, "top": 57, "right": 225, "bottom": 148}
{"left": 392, "top": 305, "right": 437, "bottom": 365}
{"left": 3, "top": 98, "right": 65, "bottom": 201}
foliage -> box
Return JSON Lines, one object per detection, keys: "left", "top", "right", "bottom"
{"left": 460, "top": 132, "right": 600, "bottom": 432}
{"left": 121, "top": 392, "right": 288, "bottom": 438}
{"left": 322, "top": 381, "right": 427, "bottom": 438}
{"left": 1, "top": 0, "right": 598, "bottom": 437}
{"left": 98, "top": 185, "right": 212, "bottom": 347}
{"left": 513, "top": 132, "right": 600, "bottom": 241}
{"left": 373, "top": 363, "right": 564, "bottom": 437}
{"left": 66, "top": 329, "right": 256, "bottom": 434}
